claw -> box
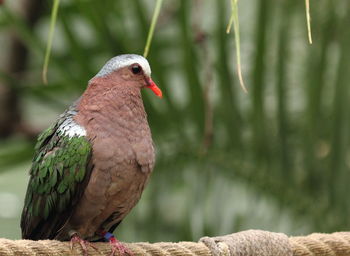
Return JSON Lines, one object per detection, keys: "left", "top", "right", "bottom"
{"left": 70, "top": 233, "right": 97, "bottom": 256}
{"left": 109, "top": 237, "right": 133, "bottom": 256}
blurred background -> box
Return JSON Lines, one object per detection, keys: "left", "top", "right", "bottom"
{"left": 0, "top": 0, "right": 350, "bottom": 243}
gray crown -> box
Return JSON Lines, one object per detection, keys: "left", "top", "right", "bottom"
{"left": 94, "top": 54, "right": 151, "bottom": 78}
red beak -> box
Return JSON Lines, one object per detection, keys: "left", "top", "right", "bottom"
{"left": 147, "top": 78, "right": 162, "bottom": 98}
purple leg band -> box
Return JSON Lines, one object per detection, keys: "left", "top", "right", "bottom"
{"left": 104, "top": 232, "right": 114, "bottom": 241}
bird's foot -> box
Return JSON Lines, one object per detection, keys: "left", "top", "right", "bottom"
{"left": 109, "top": 237, "right": 133, "bottom": 256}
{"left": 70, "top": 233, "right": 97, "bottom": 256}
{"left": 97, "top": 230, "right": 132, "bottom": 256}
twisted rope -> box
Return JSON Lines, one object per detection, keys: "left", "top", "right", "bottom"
{"left": 0, "top": 230, "right": 350, "bottom": 256}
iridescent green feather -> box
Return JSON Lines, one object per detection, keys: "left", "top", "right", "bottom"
{"left": 21, "top": 122, "right": 92, "bottom": 239}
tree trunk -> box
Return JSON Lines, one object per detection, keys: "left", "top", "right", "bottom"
{"left": 0, "top": 0, "right": 45, "bottom": 138}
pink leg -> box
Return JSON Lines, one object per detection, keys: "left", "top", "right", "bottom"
{"left": 109, "top": 236, "right": 133, "bottom": 256}
{"left": 70, "top": 233, "right": 97, "bottom": 256}
{"left": 97, "top": 230, "right": 133, "bottom": 256}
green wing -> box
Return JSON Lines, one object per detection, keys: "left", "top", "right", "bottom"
{"left": 21, "top": 122, "right": 93, "bottom": 240}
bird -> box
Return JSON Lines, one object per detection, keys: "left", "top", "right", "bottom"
{"left": 20, "top": 54, "right": 162, "bottom": 255}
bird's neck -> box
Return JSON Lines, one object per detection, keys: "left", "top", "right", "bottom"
{"left": 74, "top": 80, "right": 149, "bottom": 140}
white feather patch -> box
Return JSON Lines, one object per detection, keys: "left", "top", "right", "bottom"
{"left": 58, "top": 117, "right": 86, "bottom": 138}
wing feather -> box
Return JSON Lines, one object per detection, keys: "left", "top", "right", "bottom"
{"left": 21, "top": 118, "right": 93, "bottom": 240}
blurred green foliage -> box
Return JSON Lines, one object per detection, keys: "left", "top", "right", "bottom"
{"left": 0, "top": 0, "right": 350, "bottom": 242}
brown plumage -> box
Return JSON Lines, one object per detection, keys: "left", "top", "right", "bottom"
{"left": 58, "top": 68, "right": 155, "bottom": 240}
{"left": 21, "top": 54, "right": 162, "bottom": 244}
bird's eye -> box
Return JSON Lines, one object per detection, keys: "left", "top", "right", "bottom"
{"left": 131, "top": 65, "right": 142, "bottom": 75}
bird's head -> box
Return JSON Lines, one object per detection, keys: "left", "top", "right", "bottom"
{"left": 92, "top": 54, "right": 162, "bottom": 98}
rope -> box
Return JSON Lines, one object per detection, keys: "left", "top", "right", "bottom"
{"left": 200, "top": 230, "right": 292, "bottom": 256}
{"left": 290, "top": 232, "right": 350, "bottom": 256}
{"left": 0, "top": 230, "right": 350, "bottom": 256}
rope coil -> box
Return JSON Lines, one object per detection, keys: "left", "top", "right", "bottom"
{"left": 1, "top": 230, "right": 350, "bottom": 256}
{"left": 200, "top": 230, "right": 292, "bottom": 256}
